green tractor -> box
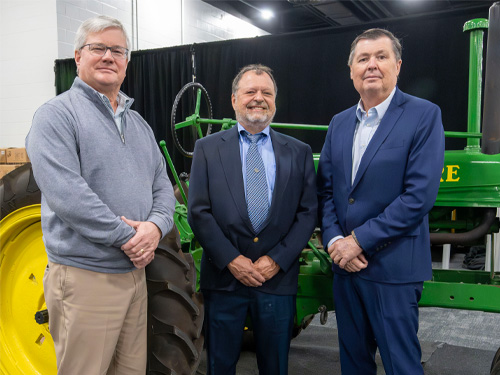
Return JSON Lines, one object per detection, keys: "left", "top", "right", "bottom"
{"left": 2, "top": 7, "right": 500, "bottom": 375}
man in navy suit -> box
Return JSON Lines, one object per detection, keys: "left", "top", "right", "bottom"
{"left": 317, "top": 29, "right": 445, "bottom": 374}
{"left": 188, "top": 64, "right": 317, "bottom": 375}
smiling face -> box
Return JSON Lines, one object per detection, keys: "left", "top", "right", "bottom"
{"left": 231, "top": 70, "right": 276, "bottom": 134}
{"left": 75, "top": 27, "right": 128, "bottom": 99}
{"left": 350, "top": 36, "right": 402, "bottom": 110}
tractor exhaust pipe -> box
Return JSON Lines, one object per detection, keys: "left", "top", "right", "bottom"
{"left": 481, "top": 2, "right": 500, "bottom": 155}
{"left": 430, "top": 208, "right": 498, "bottom": 245}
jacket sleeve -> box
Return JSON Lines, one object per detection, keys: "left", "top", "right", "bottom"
{"left": 266, "top": 144, "right": 318, "bottom": 272}
{"left": 317, "top": 116, "right": 346, "bottom": 246}
{"left": 26, "top": 103, "right": 136, "bottom": 248}
{"left": 187, "top": 140, "right": 242, "bottom": 270}
{"left": 354, "top": 103, "right": 445, "bottom": 255}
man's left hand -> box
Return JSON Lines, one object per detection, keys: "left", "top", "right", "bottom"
{"left": 344, "top": 253, "right": 368, "bottom": 272}
{"left": 328, "top": 235, "right": 363, "bottom": 269}
{"left": 121, "top": 216, "right": 161, "bottom": 268}
{"left": 253, "top": 255, "right": 280, "bottom": 281}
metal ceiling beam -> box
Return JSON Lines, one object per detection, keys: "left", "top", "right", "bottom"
{"left": 371, "top": 0, "right": 393, "bottom": 18}
{"left": 301, "top": 4, "right": 342, "bottom": 27}
{"left": 343, "top": 0, "right": 376, "bottom": 21}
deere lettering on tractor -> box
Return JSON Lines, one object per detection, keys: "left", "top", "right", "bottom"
{"left": 1, "top": 4, "right": 500, "bottom": 375}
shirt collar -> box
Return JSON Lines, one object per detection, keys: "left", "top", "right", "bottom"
{"left": 96, "top": 91, "right": 131, "bottom": 115}
{"left": 237, "top": 123, "right": 270, "bottom": 142}
{"left": 356, "top": 86, "right": 397, "bottom": 123}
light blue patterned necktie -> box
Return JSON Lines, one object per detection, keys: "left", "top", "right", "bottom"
{"left": 245, "top": 132, "right": 269, "bottom": 232}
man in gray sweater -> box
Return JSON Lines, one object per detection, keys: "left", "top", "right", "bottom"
{"left": 26, "top": 15, "right": 175, "bottom": 374}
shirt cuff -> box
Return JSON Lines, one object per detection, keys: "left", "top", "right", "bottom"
{"left": 327, "top": 235, "right": 344, "bottom": 249}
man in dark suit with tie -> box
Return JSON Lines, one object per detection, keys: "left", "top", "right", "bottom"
{"left": 188, "top": 64, "right": 317, "bottom": 375}
{"left": 317, "top": 29, "right": 445, "bottom": 374}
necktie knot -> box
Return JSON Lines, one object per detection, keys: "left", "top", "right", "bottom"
{"left": 245, "top": 132, "right": 264, "bottom": 145}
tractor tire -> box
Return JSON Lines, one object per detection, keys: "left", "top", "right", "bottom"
{"left": 492, "top": 360, "right": 500, "bottom": 375}
{"left": 491, "top": 347, "right": 500, "bottom": 375}
{"left": 145, "top": 227, "right": 204, "bottom": 375}
{"left": 0, "top": 165, "right": 204, "bottom": 375}
{"left": 0, "top": 162, "right": 40, "bottom": 219}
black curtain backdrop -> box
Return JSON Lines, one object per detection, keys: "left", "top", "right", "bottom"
{"left": 54, "top": 8, "right": 489, "bottom": 176}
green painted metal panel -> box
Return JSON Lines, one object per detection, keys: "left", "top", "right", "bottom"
{"left": 421, "top": 270, "right": 500, "bottom": 313}
{"left": 436, "top": 150, "right": 500, "bottom": 207}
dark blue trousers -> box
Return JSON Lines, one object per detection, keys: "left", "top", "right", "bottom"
{"left": 333, "top": 274, "right": 424, "bottom": 375}
{"left": 203, "top": 288, "right": 295, "bottom": 375}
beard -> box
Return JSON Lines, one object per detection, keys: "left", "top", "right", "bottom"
{"left": 235, "top": 107, "right": 275, "bottom": 132}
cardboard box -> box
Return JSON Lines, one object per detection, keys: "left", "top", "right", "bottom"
{"left": 6, "top": 148, "right": 30, "bottom": 164}
{"left": 0, "top": 149, "right": 6, "bottom": 164}
{"left": 0, "top": 164, "right": 22, "bottom": 178}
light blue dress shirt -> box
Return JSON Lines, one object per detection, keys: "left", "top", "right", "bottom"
{"left": 352, "top": 87, "right": 396, "bottom": 184}
{"left": 97, "top": 91, "right": 132, "bottom": 141}
{"left": 237, "top": 123, "right": 276, "bottom": 206}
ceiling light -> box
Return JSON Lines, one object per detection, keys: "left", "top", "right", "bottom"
{"left": 261, "top": 9, "right": 274, "bottom": 20}
{"left": 240, "top": 1, "right": 275, "bottom": 20}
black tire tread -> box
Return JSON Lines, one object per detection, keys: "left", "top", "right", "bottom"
{"left": 491, "top": 346, "right": 500, "bottom": 373}
{"left": 492, "top": 360, "right": 500, "bottom": 375}
{"left": 0, "top": 162, "right": 40, "bottom": 219}
{"left": 146, "top": 229, "right": 204, "bottom": 375}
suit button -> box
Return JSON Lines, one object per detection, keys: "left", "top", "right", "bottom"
{"left": 253, "top": 237, "right": 259, "bottom": 243}
{"left": 348, "top": 198, "right": 355, "bottom": 204}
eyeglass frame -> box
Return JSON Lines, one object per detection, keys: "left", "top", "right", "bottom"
{"left": 80, "top": 43, "right": 130, "bottom": 60}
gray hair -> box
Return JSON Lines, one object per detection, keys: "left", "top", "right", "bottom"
{"left": 348, "top": 28, "right": 402, "bottom": 66}
{"left": 74, "top": 15, "right": 131, "bottom": 59}
{"left": 232, "top": 64, "right": 278, "bottom": 96}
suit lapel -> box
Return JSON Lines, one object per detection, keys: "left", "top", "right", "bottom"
{"left": 342, "top": 110, "right": 358, "bottom": 188}
{"left": 219, "top": 126, "right": 252, "bottom": 229}
{"left": 266, "top": 129, "right": 291, "bottom": 227}
{"left": 351, "top": 88, "right": 405, "bottom": 190}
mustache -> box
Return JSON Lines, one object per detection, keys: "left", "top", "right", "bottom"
{"left": 247, "top": 101, "right": 268, "bottom": 109}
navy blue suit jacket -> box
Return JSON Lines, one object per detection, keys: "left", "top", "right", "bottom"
{"left": 317, "top": 88, "right": 445, "bottom": 283}
{"left": 188, "top": 126, "right": 317, "bottom": 295}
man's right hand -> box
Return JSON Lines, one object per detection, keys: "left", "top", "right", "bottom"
{"left": 227, "top": 255, "right": 266, "bottom": 287}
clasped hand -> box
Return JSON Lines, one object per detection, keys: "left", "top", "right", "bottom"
{"left": 328, "top": 235, "right": 368, "bottom": 273}
{"left": 120, "top": 216, "right": 161, "bottom": 269}
{"left": 227, "top": 255, "right": 280, "bottom": 287}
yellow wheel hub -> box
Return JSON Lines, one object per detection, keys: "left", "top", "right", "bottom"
{"left": 0, "top": 205, "right": 56, "bottom": 375}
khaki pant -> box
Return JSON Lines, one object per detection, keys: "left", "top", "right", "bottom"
{"left": 43, "top": 261, "right": 147, "bottom": 375}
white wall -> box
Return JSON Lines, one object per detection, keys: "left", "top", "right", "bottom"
{"left": 0, "top": 0, "right": 58, "bottom": 148}
{"left": 0, "top": 0, "right": 268, "bottom": 148}
{"left": 56, "top": 0, "right": 268, "bottom": 58}
{"left": 182, "top": 0, "right": 267, "bottom": 44}
{"left": 135, "top": 0, "right": 268, "bottom": 49}
{"left": 137, "top": 0, "right": 182, "bottom": 50}
{"left": 57, "top": 0, "right": 134, "bottom": 59}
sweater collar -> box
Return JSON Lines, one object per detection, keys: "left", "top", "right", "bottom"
{"left": 71, "top": 77, "right": 134, "bottom": 112}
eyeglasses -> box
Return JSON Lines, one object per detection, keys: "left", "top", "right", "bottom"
{"left": 81, "top": 43, "right": 129, "bottom": 60}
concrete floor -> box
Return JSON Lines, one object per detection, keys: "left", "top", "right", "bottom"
{"left": 196, "top": 250, "right": 500, "bottom": 374}
{"left": 196, "top": 307, "right": 500, "bottom": 375}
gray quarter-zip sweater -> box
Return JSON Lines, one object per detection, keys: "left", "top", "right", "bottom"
{"left": 26, "top": 77, "right": 175, "bottom": 273}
